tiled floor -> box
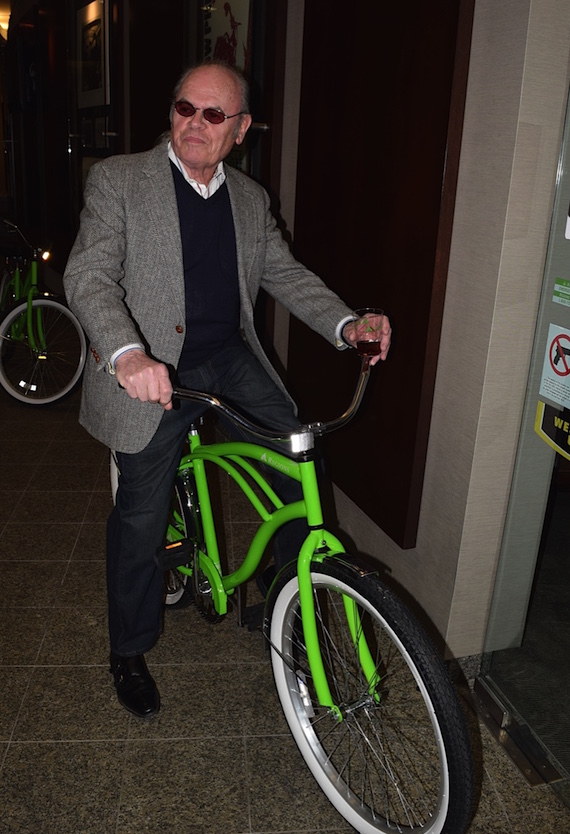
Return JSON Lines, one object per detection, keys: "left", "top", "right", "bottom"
{"left": 0, "top": 384, "right": 569, "bottom": 833}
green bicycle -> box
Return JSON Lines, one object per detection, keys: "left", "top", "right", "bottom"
{"left": 156, "top": 357, "right": 475, "bottom": 834}
{"left": 0, "top": 219, "right": 87, "bottom": 405}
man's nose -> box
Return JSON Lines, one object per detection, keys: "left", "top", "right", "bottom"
{"left": 188, "top": 110, "right": 207, "bottom": 127}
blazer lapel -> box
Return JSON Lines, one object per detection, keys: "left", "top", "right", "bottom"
{"left": 226, "top": 168, "right": 257, "bottom": 297}
{"left": 141, "top": 146, "right": 185, "bottom": 311}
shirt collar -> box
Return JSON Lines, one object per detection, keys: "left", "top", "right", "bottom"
{"left": 167, "top": 141, "right": 226, "bottom": 199}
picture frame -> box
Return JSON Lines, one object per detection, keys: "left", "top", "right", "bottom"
{"left": 76, "top": 1, "right": 109, "bottom": 109}
{"left": 201, "top": 0, "right": 251, "bottom": 72}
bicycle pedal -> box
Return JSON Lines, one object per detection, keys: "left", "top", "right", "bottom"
{"left": 155, "top": 539, "right": 193, "bottom": 570}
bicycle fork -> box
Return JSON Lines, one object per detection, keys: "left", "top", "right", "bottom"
{"left": 296, "top": 462, "right": 380, "bottom": 719}
{"left": 26, "top": 260, "right": 50, "bottom": 356}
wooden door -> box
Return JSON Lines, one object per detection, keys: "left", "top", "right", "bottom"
{"left": 287, "top": 1, "right": 474, "bottom": 548}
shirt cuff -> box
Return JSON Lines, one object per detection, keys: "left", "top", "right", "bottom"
{"left": 335, "top": 314, "right": 358, "bottom": 349}
{"left": 108, "top": 343, "right": 145, "bottom": 374}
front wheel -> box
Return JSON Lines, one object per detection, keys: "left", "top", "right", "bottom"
{"left": 267, "top": 559, "right": 474, "bottom": 834}
{"left": 0, "top": 298, "right": 87, "bottom": 404}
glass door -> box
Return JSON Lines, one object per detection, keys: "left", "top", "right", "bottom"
{"left": 477, "top": 84, "right": 570, "bottom": 808}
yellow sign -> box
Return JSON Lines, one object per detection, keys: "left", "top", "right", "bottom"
{"left": 534, "top": 400, "right": 570, "bottom": 460}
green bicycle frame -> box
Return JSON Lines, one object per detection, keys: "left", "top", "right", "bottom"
{"left": 2, "top": 254, "right": 47, "bottom": 353}
{"left": 172, "top": 428, "right": 377, "bottom": 713}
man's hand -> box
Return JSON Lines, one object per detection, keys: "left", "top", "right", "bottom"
{"left": 342, "top": 313, "right": 392, "bottom": 365}
{"left": 115, "top": 349, "right": 173, "bottom": 410}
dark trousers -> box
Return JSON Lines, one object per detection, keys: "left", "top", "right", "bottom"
{"left": 107, "top": 343, "right": 304, "bottom": 657}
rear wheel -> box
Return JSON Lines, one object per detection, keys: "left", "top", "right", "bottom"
{"left": 163, "top": 475, "right": 197, "bottom": 608}
{"left": 267, "top": 559, "right": 474, "bottom": 834}
{"left": 0, "top": 298, "right": 87, "bottom": 404}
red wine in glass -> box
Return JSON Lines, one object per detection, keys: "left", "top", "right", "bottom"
{"left": 353, "top": 308, "right": 384, "bottom": 362}
{"left": 356, "top": 340, "right": 382, "bottom": 358}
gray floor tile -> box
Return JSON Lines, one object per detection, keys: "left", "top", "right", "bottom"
{"left": 0, "top": 667, "right": 32, "bottom": 742}
{"left": 0, "top": 741, "right": 125, "bottom": 833}
{"left": 84, "top": 490, "right": 115, "bottom": 522}
{"left": 51, "top": 418, "right": 97, "bottom": 444}
{"left": 55, "top": 560, "right": 107, "bottom": 609}
{"left": 0, "top": 464, "right": 32, "bottom": 492}
{"left": 28, "top": 463, "right": 103, "bottom": 493}
{"left": 0, "top": 608, "right": 49, "bottom": 664}
{"left": 70, "top": 521, "right": 106, "bottom": 560}
{"left": 13, "top": 666, "right": 130, "bottom": 741}
{"left": 0, "top": 561, "right": 66, "bottom": 608}
{"left": 37, "top": 606, "right": 108, "bottom": 665}
{"left": 118, "top": 739, "right": 250, "bottom": 834}
{"left": 95, "top": 461, "right": 114, "bottom": 492}
{"left": 0, "top": 523, "right": 79, "bottom": 561}
{"left": 0, "top": 491, "right": 20, "bottom": 524}
{"left": 0, "top": 439, "right": 48, "bottom": 466}
{"left": 8, "top": 491, "right": 91, "bottom": 524}
{"left": 127, "top": 663, "right": 245, "bottom": 740}
{"left": 40, "top": 439, "right": 107, "bottom": 467}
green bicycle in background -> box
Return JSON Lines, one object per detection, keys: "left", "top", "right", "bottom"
{"left": 154, "top": 356, "right": 475, "bottom": 834}
{"left": 0, "top": 218, "right": 87, "bottom": 405}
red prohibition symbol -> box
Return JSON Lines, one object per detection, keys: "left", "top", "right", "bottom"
{"left": 550, "top": 334, "right": 570, "bottom": 376}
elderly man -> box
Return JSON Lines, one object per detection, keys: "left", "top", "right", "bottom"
{"left": 64, "top": 60, "right": 391, "bottom": 719}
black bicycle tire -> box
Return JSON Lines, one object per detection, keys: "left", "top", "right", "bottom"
{"left": 267, "top": 559, "right": 474, "bottom": 834}
{"left": 0, "top": 297, "right": 87, "bottom": 405}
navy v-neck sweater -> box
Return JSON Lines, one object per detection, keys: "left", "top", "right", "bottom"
{"left": 171, "top": 163, "right": 241, "bottom": 371}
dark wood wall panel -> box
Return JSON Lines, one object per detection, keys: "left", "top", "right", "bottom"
{"left": 287, "top": 1, "right": 474, "bottom": 548}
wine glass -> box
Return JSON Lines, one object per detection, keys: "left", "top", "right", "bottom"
{"left": 353, "top": 307, "right": 384, "bottom": 362}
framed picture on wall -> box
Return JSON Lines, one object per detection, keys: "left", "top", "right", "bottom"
{"left": 200, "top": 1, "right": 251, "bottom": 73}
{"left": 77, "top": 1, "right": 110, "bottom": 109}
{"left": 200, "top": 1, "right": 252, "bottom": 171}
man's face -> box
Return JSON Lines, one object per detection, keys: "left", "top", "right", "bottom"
{"left": 170, "top": 65, "right": 252, "bottom": 183}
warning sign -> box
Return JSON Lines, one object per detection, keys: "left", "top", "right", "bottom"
{"left": 535, "top": 401, "right": 570, "bottom": 461}
{"left": 539, "top": 324, "right": 570, "bottom": 407}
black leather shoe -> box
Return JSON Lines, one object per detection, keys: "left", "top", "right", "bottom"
{"left": 110, "top": 653, "right": 160, "bottom": 718}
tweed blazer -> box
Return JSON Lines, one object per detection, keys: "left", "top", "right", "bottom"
{"left": 64, "top": 143, "right": 354, "bottom": 453}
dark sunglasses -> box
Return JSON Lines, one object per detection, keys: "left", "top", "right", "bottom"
{"left": 174, "top": 100, "right": 247, "bottom": 125}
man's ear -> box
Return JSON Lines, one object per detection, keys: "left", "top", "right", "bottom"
{"left": 235, "top": 113, "right": 253, "bottom": 145}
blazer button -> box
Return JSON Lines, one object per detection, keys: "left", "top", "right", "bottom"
{"left": 175, "top": 325, "right": 183, "bottom": 334}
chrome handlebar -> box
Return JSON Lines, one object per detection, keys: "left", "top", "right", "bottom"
{"left": 172, "top": 357, "right": 372, "bottom": 455}
{"left": 1, "top": 217, "right": 47, "bottom": 258}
